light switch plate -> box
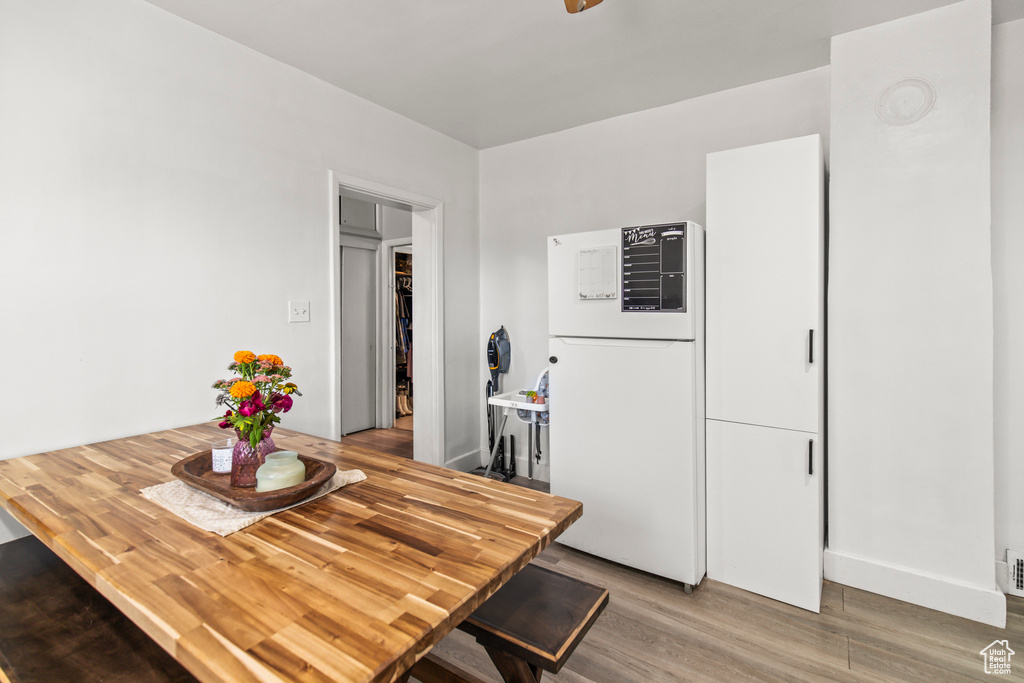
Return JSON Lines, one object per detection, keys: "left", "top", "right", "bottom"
{"left": 288, "top": 300, "right": 310, "bottom": 323}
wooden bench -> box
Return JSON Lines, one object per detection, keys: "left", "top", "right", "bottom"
{"left": 456, "top": 563, "right": 609, "bottom": 683}
{"left": 0, "top": 536, "right": 197, "bottom": 683}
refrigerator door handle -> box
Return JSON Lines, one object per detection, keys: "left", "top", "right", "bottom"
{"left": 555, "top": 336, "right": 681, "bottom": 349}
{"left": 808, "top": 439, "right": 814, "bottom": 475}
{"left": 808, "top": 329, "right": 814, "bottom": 364}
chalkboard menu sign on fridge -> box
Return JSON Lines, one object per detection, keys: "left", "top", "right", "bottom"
{"left": 621, "top": 223, "right": 687, "bottom": 312}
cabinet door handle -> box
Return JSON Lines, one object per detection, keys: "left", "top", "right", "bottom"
{"left": 808, "top": 440, "right": 814, "bottom": 475}
{"left": 808, "top": 329, "right": 814, "bottom": 364}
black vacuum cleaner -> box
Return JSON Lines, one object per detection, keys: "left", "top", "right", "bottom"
{"left": 473, "top": 326, "right": 512, "bottom": 481}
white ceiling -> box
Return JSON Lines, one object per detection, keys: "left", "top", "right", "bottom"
{"left": 142, "top": 0, "right": 1023, "bottom": 149}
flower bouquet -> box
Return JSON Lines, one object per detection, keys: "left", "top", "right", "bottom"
{"left": 213, "top": 351, "right": 301, "bottom": 486}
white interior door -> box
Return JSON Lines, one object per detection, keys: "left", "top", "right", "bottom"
{"left": 341, "top": 246, "right": 377, "bottom": 435}
{"left": 706, "top": 418, "right": 823, "bottom": 612}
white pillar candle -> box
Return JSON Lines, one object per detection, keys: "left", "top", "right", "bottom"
{"left": 211, "top": 438, "right": 234, "bottom": 474}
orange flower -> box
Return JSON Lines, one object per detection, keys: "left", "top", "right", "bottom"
{"left": 257, "top": 354, "right": 283, "bottom": 366}
{"left": 229, "top": 381, "right": 257, "bottom": 398}
{"left": 233, "top": 350, "right": 256, "bottom": 364}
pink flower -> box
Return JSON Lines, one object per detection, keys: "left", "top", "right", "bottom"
{"left": 218, "top": 410, "right": 233, "bottom": 429}
{"left": 239, "top": 394, "right": 265, "bottom": 416}
{"left": 271, "top": 393, "right": 293, "bottom": 413}
{"left": 253, "top": 375, "right": 272, "bottom": 383}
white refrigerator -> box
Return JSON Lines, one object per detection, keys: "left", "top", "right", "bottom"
{"left": 547, "top": 223, "right": 705, "bottom": 588}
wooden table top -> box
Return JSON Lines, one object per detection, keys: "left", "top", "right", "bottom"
{"left": 0, "top": 423, "right": 582, "bottom": 683}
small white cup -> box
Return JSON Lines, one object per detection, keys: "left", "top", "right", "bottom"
{"left": 211, "top": 438, "right": 235, "bottom": 474}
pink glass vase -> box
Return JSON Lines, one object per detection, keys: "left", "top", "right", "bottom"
{"left": 231, "top": 425, "right": 276, "bottom": 488}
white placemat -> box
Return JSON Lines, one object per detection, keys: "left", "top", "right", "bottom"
{"left": 140, "top": 469, "right": 366, "bottom": 536}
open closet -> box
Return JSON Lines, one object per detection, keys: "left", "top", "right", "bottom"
{"left": 338, "top": 191, "right": 414, "bottom": 436}
{"left": 394, "top": 251, "right": 413, "bottom": 428}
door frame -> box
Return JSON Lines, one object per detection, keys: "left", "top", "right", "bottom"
{"left": 328, "top": 170, "right": 446, "bottom": 467}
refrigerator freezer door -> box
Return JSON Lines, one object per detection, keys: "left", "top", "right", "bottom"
{"left": 548, "top": 227, "right": 701, "bottom": 341}
{"left": 549, "top": 336, "right": 704, "bottom": 585}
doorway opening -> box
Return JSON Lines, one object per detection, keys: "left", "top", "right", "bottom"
{"left": 328, "top": 170, "right": 445, "bottom": 467}
{"left": 393, "top": 247, "right": 413, "bottom": 433}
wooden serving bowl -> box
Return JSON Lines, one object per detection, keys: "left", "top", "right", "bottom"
{"left": 170, "top": 450, "right": 337, "bottom": 512}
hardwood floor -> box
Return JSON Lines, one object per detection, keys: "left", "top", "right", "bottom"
{"left": 429, "top": 543, "right": 1024, "bottom": 682}
{"left": 340, "top": 427, "right": 415, "bottom": 459}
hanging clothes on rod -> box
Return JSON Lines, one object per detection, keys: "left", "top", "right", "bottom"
{"left": 395, "top": 275, "right": 412, "bottom": 355}
{"left": 395, "top": 265, "right": 413, "bottom": 418}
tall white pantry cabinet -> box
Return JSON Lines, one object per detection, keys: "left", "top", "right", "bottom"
{"left": 705, "top": 134, "right": 825, "bottom": 612}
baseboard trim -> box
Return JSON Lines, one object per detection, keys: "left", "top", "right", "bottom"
{"left": 445, "top": 448, "right": 481, "bottom": 473}
{"left": 824, "top": 548, "right": 1006, "bottom": 627}
{"left": 995, "top": 559, "right": 1009, "bottom": 594}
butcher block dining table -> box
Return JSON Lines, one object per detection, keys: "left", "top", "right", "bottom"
{"left": 0, "top": 423, "right": 583, "bottom": 683}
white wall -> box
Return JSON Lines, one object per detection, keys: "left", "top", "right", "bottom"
{"left": 479, "top": 67, "right": 830, "bottom": 482}
{"left": 826, "top": 0, "right": 1003, "bottom": 626}
{"left": 993, "top": 18, "right": 1024, "bottom": 569}
{"left": 0, "top": 0, "right": 480, "bottom": 542}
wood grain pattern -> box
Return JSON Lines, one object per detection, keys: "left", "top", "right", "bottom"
{"left": 0, "top": 424, "right": 582, "bottom": 683}
{"left": 459, "top": 564, "right": 608, "bottom": 674}
{"left": 480, "top": 648, "right": 541, "bottom": 683}
{"left": 338, "top": 429, "right": 549, "bottom": 495}
{"left": 341, "top": 429, "right": 414, "bottom": 460}
{"left": 405, "top": 653, "right": 493, "bottom": 683}
{"left": 431, "top": 542, "right": 1024, "bottom": 682}
{"left": 0, "top": 535, "right": 198, "bottom": 683}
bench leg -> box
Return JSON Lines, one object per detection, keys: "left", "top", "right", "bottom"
{"left": 405, "top": 652, "right": 494, "bottom": 683}
{"left": 484, "top": 646, "right": 544, "bottom": 683}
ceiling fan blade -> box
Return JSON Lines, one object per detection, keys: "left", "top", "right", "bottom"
{"left": 563, "top": 0, "right": 604, "bottom": 14}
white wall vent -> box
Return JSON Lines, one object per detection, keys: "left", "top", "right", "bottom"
{"left": 1008, "top": 551, "right": 1024, "bottom": 597}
